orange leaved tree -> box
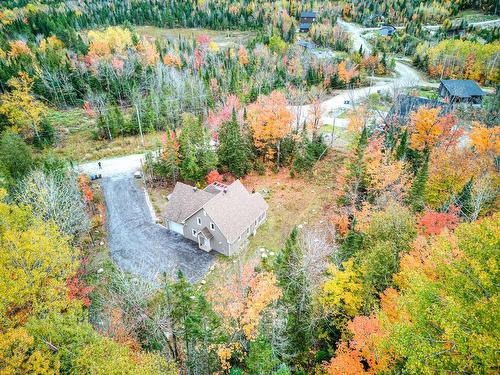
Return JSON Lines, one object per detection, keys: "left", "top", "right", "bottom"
{"left": 246, "top": 90, "right": 292, "bottom": 168}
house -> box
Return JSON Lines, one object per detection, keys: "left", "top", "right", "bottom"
{"left": 299, "top": 23, "right": 312, "bottom": 33}
{"left": 165, "top": 180, "right": 268, "bottom": 256}
{"left": 438, "top": 79, "right": 485, "bottom": 105}
{"left": 300, "top": 11, "right": 316, "bottom": 23}
{"left": 386, "top": 94, "right": 450, "bottom": 127}
{"left": 299, "top": 11, "right": 316, "bottom": 32}
{"left": 379, "top": 25, "right": 396, "bottom": 36}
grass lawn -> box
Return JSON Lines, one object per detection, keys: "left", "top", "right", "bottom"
{"left": 410, "top": 87, "right": 439, "bottom": 100}
{"left": 320, "top": 124, "right": 353, "bottom": 143}
{"left": 453, "top": 10, "right": 499, "bottom": 23}
{"left": 45, "top": 108, "right": 161, "bottom": 162}
{"left": 135, "top": 26, "right": 256, "bottom": 48}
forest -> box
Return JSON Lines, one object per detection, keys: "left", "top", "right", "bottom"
{"left": 0, "top": 1, "right": 499, "bottom": 375}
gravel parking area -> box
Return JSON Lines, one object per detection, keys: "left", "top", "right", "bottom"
{"left": 101, "top": 174, "right": 215, "bottom": 283}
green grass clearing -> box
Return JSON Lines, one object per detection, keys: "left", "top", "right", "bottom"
{"left": 135, "top": 26, "right": 256, "bottom": 48}
{"left": 453, "top": 10, "right": 499, "bottom": 23}
{"left": 45, "top": 108, "right": 161, "bottom": 162}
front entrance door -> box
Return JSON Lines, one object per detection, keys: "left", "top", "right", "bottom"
{"left": 198, "top": 234, "right": 211, "bottom": 251}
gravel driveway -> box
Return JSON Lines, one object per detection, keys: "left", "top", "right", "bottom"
{"left": 78, "top": 154, "right": 215, "bottom": 282}
{"left": 100, "top": 174, "right": 215, "bottom": 283}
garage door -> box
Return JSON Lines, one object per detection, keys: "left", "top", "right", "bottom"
{"left": 169, "top": 221, "right": 184, "bottom": 235}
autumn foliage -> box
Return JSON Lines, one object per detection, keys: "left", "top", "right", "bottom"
{"left": 418, "top": 205, "right": 460, "bottom": 235}
{"left": 324, "top": 315, "right": 389, "bottom": 375}
{"left": 206, "top": 169, "right": 223, "bottom": 184}
{"left": 409, "top": 108, "right": 462, "bottom": 151}
{"left": 246, "top": 90, "right": 292, "bottom": 164}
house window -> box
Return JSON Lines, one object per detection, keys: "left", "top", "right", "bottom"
{"left": 246, "top": 227, "right": 250, "bottom": 235}
{"left": 197, "top": 217, "right": 202, "bottom": 225}
{"left": 192, "top": 229, "right": 197, "bottom": 236}
{"left": 210, "top": 222, "right": 215, "bottom": 230}
{"left": 238, "top": 235, "right": 241, "bottom": 242}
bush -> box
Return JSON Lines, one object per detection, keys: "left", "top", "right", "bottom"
{"left": 33, "top": 118, "right": 56, "bottom": 148}
{"left": 0, "top": 131, "right": 33, "bottom": 186}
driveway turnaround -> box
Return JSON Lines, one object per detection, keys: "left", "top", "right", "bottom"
{"left": 101, "top": 174, "right": 215, "bottom": 283}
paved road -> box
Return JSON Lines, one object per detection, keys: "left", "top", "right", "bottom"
{"left": 351, "top": 18, "right": 500, "bottom": 32}
{"left": 79, "top": 155, "right": 215, "bottom": 283}
{"left": 79, "top": 153, "right": 145, "bottom": 178}
{"left": 423, "top": 18, "right": 500, "bottom": 31}
{"left": 294, "top": 20, "right": 427, "bottom": 127}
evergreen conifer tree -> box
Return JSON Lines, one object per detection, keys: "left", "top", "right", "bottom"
{"left": 274, "top": 228, "right": 313, "bottom": 362}
{"left": 408, "top": 151, "right": 429, "bottom": 212}
{"left": 217, "top": 109, "right": 252, "bottom": 178}
{"left": 455, "top": 178, "right": 474, "bottom": 220}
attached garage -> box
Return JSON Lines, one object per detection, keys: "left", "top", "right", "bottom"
{"left": 169, "top": 221, "right": 184, "bottom": 235}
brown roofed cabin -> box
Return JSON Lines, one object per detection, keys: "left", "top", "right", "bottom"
{"left": 165, "top": 180, "right": 268, "bottom": 256}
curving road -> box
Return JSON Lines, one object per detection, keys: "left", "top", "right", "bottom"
{"left": 293, "top": 20, "right": 426, "bottom": 128}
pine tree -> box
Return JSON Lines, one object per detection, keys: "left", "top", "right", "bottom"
{"left": 395, "top": 129, "right": 408, "bottom": 160}
{"left": 180, "top": 141, "right": 201, "bottom": 184}
{"left": 163, "top": 272, "right": 221, "bottom": 374}
{"left": 179, "top": 114, "right": 216, "bottom": 184}
{"left": 345, "top": 127, "right": 369, "bottom": 209}
{"left": 455, "top": 178, "right": 474, "bottom": 220}
{"left": 274, "top": 228, "right": 312, "bottom": 362}
{"left": 217, "top": 109, "right": 252, "bottom": 178}
{"left": 408, "top": 151, "right": 429, "bottom": 212}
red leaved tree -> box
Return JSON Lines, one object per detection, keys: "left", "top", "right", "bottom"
{"left": 207, "top": 170, "right": 223, "bottom": 184}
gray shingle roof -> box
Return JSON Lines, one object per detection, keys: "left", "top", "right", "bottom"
{"left": 386, "top": 94, "right": 450, "bottom": 124}
{"left": 165, "top": 182, "right": 216, "bottom": 223}
{"left": 166, "top": 180, "right": 268, "bottom": 243}
{"left": 199, "top": 227, "right": 213, "bottom": 239}
{"left": 441, "top": 80, "right": 485, "bottom": 98}
{"left": 300, "top": 11, "right": 316, "bottom": 18}
{"left": 202, "top": 180, "right": 268, "bottom": 243}
{"left": 299, "top": 23, "right": 312, "bottom": 30}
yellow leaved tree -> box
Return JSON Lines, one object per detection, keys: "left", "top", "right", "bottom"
{"left": 0, "top": 72, "right": 47, "bottom": 140}
{"left": 0, "top": 189, "right": 78, "bottom": 329}
{"left": 87, "top": 26, "right": 133, "bottom": 57}
{"left": 319, "top": 259, "right": 365, "bottom": 319}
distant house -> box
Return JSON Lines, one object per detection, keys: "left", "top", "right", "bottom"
{"left": 438, "top": 79, "right": 485, "bottom": 105}
{"left": 386, "top": 94, "right": 450, "bottom": 127}
{"left": 165, "top": 180, "right": 268, "bottom": 256}
{"left": 299, "top": 23, "right": 312, "bottom": 33}
{"left": 379, "top": 25, "right": 396, "bottom": 36}
{"left": 299, "top": 10, "right": 316, "bottom": 32}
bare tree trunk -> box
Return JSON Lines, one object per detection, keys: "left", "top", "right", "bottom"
{"left": 134, "top": 103, "right": 145, "bottom": 146}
